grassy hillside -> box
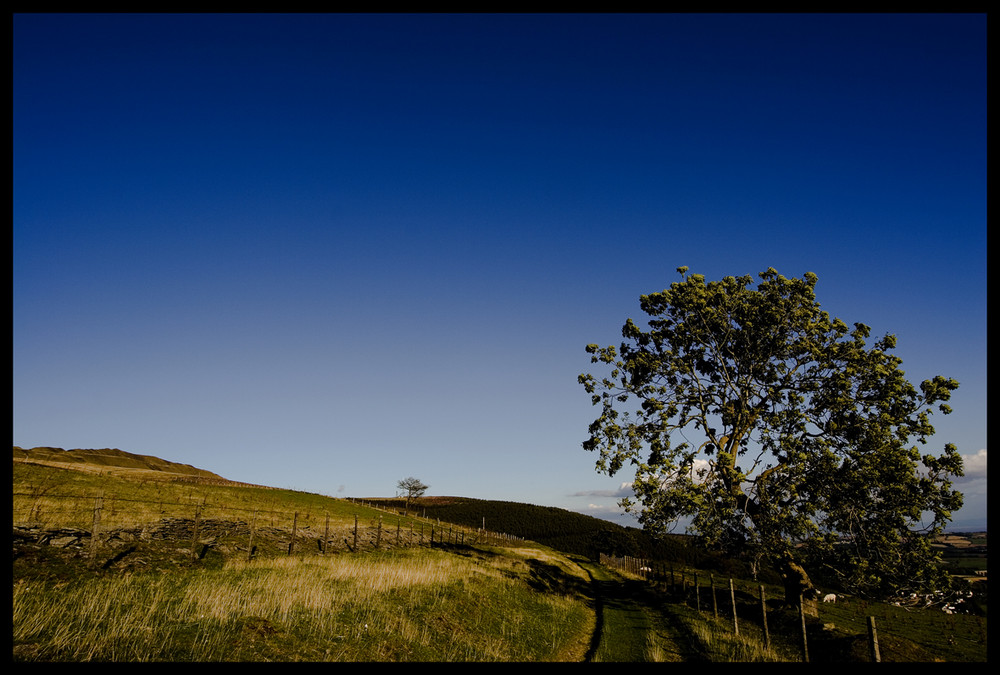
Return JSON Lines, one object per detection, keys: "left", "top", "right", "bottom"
{"left": 13, "top": 454, "right": 598, "bottom": 661}
{"left": 12, "top": 448, "right": 988, "bottom": 662}
{"left": 12, "top": 446, "right": 709, "bottom": 566}
{"left": 13, "top": 445, "right": 230, "bottom": 481}
{"left": 366, "top": 495, "right": 749, "bottom": 577}
{"left": 366, "top": 495, "right": 642, "bottom": 555}
{"left": 14, "top": 540, "right": 596, "bottom": 661}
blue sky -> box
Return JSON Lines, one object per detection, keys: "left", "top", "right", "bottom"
{"left": 13, "top": 13, "right": 986, "bottom": 531}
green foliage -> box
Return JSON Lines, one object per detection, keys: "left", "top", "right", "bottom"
{"left": 590, "top": 527, "right": 640, "bottom": 559}
{"left": 579, "top": 267, "right": 964, "bottom": 599}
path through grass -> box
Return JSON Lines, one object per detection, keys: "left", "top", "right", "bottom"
{"left": 573, "top": 558, "right": 708, "bottom": 662}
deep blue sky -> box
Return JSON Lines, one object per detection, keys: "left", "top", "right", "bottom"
{"left": 13, "top": 13, "right": 986, "bottom": 530}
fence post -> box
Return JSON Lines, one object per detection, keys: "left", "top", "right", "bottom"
{"left": 759, "top": 585, "right": 770, "bottom": 652}
{"left": 353, "top": 515, "right": 358, "bottom": 551}
{"left": 288, "top": 511, "right": 298, "bottom": 555}
{"left": 191, "top": 500, "right": 203, "bottom": 560}
{"left": 729, "top": 578, "right": 739, "bottom": 635}
{"left": 799, "top": 594, "right": 809, "bottom": 662}
{"left": 711, "top": 575, "right": 718, "bottom": 618}
{"left": 323, "top": 514, "right": 330, "bottom": 554}
{"left": 694, "top": 573, "right": 701, "bottom": 612}
{"left": 89, "top": 494, "right": 103, "bottom": 562}
{"left": 867, "top": 616, "right": 881, "bottom": 663}
{"left": 247, "top": 510, "right": 257, "bottom": 562}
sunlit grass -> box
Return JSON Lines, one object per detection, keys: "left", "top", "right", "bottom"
{"left": 12, "top": 460, "right": 379, "bottom": 533}
{"left": 13, "top": 547, "right": 592, "bottom": 662}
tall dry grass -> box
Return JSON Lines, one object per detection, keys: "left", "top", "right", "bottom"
{"left": 13, "top": 546, "right": 590, "bottom": 662}
{"left": 687, "top": 615, "right": 792, "bottom": 662}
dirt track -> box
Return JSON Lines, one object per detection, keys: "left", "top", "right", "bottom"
{"left": 572, "top": 558, "right": 708, "bottom": 662}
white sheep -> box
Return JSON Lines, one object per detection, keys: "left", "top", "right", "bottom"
{"left": 822, "top": 593, "right": 837, "bottom": 603}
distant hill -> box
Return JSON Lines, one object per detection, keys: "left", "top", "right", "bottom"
{"left": 362, "top": 495, "right": 713, "bottom": 567}
{"left": 12, "top": 446, "right": 229, "bottom": 482}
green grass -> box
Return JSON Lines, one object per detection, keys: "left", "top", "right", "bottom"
{"left": 13, "top": 545, "right": 593, "bottom": 662}
{"left": 597, "top": 557, "right": 987, "bottom": 663}
{"left": 12, "top": 458, "right": 988, "bottom": 662}
{"left": 14, "top": 460, "right": 597, "bottom": 661}
{"left": 13, "top": 460, "right": 374, "bottom": 533}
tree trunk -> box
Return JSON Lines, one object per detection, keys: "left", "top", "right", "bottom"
{"left": 779, "top": 557, "right": 818, "bottom": 611}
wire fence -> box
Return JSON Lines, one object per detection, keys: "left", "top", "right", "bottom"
{"left": 598, "top": 553, "right": 987, "bottom": 662}
{"left": 12, "top": 489, "right": 527, "bottom": 564}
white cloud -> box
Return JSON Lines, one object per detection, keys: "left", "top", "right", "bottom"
{"left": 569, "top": 482, "right": 634, "bottom": 499}
{"left": 690, "top": 458, "right": 711, "bottom": 482}
{"left": 958, "top": 449, "right": 987, "bottom": 481}
{"left": 576, "top": 502, "right": 640, "bottom": 527}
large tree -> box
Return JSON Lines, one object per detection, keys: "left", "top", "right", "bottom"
{"left": 579, "top": 267, "right": 963, "bottom": 603}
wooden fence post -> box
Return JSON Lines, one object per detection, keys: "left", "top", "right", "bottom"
{"left": 247, "top": 510, "right": 257, "bottom": 562}
{"left": 759, "top": 585, "right": 770, "bottom": 652}
{"left": 353, "top": 515, "right": 358, "bottom": 551}
{"left": 89, "top": 494, "right": 103, "bottom": 562}
{"left": 867, "top": 616, "right": 881, "bottom": 663}
{"left": 799, "top": 594, "right": 809, "bottom": 662}
{"left": 729, "top": 578, "right": 739, "bottom": 635}
{"left": 711, "top": 575, "right": 718, "bottom": 618}
{"left": 323, "top": 513, "right": 330, "bottom": 554}
{"left": 191, "top": 499, "right": 203, "bottom": 560}
{"left": 288, "top": 511, "right": 298, "bottom": 555}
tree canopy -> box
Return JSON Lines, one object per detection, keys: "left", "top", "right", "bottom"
{"left": 579, "top": 267, "right": 963, "bottom": 601}
{"left": 396, "top": 477, "right": 429, "bottom": 512}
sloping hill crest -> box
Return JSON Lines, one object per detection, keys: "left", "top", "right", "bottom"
{"left": 13, "top": 446, "right": 227, "bottom": 481}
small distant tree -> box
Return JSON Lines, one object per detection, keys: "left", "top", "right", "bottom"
{"left": 397, "top": 477, "right": 429, "bottom": 514}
